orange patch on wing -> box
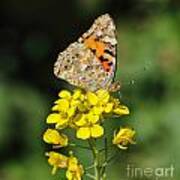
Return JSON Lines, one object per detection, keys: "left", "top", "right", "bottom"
{"left": 84, "top": 36, "right": 106, "bottom": 57}
{"left": 102, "top": 62, "right": 110, "bottom": 72}
{"left": 84, "top": 35, "right": 113, "bottom": 72}
{"left": 96, "top": 41, "right": 106, "bottom": 57}
{"left": 84, "top": 36, "right": 96, "bottom": 49}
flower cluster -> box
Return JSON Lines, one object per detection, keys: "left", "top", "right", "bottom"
{"left": 43, "top": 89, "right": 136, "bottom": 179}
{"left": 46, "top": 89, "right": 129, "bottom": 140}
{"left": 46, "top": 151, "right": 83, "bottom": 180}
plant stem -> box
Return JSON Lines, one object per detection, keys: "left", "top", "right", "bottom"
{"left": 69, "top": 143, "right": 91, "bottom": 150}
{"left": 88, "top": 139, "right": 101, "bottom": 180}
{"left": 85, "top": 173, "right": 96, "bottom": 179}
{"left": 100, "top": 138, "right": 108, "bottom": 178}
{"left": 85, "top": 164, "right": 95, "bottom": 170}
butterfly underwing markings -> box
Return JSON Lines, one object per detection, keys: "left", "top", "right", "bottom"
{"left": 54, "top": 14, "right": 117, "bottom": 91}
{"left": 78, "top": 14, "right": 116, "bottom": 72}
{"left": 85, "top": 38, "right": 116, "bottom": 72}
{"left": 79, "top": 14, "right": 116, "bottom": 74}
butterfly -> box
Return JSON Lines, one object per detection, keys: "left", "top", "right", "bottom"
{"left": 54, "top": 14, "right": 120, "bottom": 92}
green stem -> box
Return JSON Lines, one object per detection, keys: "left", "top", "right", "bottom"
{"left": 85, "top": 164, "right": 95, "bottom": 170}
{"left": 100, "top": 138, "right": 108, "bottom": 178}
{"left": 85, "top": 173, "right": 96, "bottom": 179}
{"left": 88, "top": 139, "right": 101, "bottom": 180}
{"left": 101, "top": 150, "right": 118, "bottom": 169}
{"left": 69, "top": 143, "right": 91, "bottom": 150}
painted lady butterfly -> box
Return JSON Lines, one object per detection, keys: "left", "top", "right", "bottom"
{"left": 54, "top": 14, "right": 119, "bottom": 92}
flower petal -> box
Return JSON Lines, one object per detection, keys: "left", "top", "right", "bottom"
{"left": 66, "top": 155, "right": 84, "bottom": 180}
{"left": 73, "top": 89, "right": 82, "bottom": 100}
{"left": 75, "top": 114, "right": 87, "bottom": 126}
{"left": 43, "top": 129, "right": 68, "bottom": 146}
{"left": 91, "top": 106, "right": 104, "bottom": 115}
{"left": 87, "top": 113, "right": 99, "bottom": 124}
{"left": 78, "top": 103, "right": 87, "bottom": 112}
{"left": 87, "top": 92, "right": 98, "bottom": 106}
{"left": 55, "top": 118, "right": 69, "bottom": 129}
{"left": 104, "top": 103, "right": 113, "bottom": 113}
{"left": 58, "top": 90, "right": 71, "bottom": 99}
{"left": 113, "top": 105, "right": 130, "bottom": 115}
{"left": 46, "top": 151, "right": 68, "bottom": 174}
{"left": 67, "top": 107, "right": 76, "bottom": 117}
{"left": 46, "top": 113, "right": 60, "bottom": 124}
{"left": 113, "top": 127, "right": 136, "bottom": 149}
{"left": 51, "top": 104, "right": 59, "bottom": 111}
{"left": 96, "top": 89, "right": 110, "bottom": 103}
{"left": 71, "top": 99, "right": 80, "bottom": 107}
{"left": 91, "top": 124, "right": 104, "bottom": 138}
{"left": 43, "top": 129, "right": 60, "bottom": 144}
{"left": 57, "top": 99, "right": 70, "bottom": 112}
{"left": 66, "top": 169, "right": 73, "bottom": 180}
{"left": 76, "top": 127, "right": 90, "bottom": 140}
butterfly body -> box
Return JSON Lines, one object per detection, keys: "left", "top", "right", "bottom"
{"left": 54, "top": 14, "right": 118, "bottom": 91}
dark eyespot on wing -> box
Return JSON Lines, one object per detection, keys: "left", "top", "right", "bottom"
{"left": 99, "top": 56, "right": 109, "bottom": 62}
{"left": 104, "top": 49, "right": 114, "bottom": 57}
{"left": 105, "top": 68, "right": 110, "bottom": 72}
{"left": 91, "top": 48, "right": 96, "bottom": 54}
{"left": 108, "top": 62, "right": 113, "bottom": 66}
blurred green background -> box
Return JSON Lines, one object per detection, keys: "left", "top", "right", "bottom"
{"left": 0, "top": 0, "right": 180, "bottom": 179}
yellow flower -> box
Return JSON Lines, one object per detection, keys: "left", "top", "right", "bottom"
{"left": 87, "top": 92, "right": 98, "bottom": 105}
{"left": 66, "top": 155, "right": 84, "bottom": 180}
{"left": 46, "top": 113, "right": 61, "bottom": 124}
{"left": 86, "top": 113, "right": 99, "bottom": 124}
{"left": 80, "top": 94, "right": 85, "bottom": 101}
{"left": 58, "top": 90, "right": 71, "bottom": 99}
{"left": 113, "top": 105, "right": 130, "bottom": 115}
{"left": 55, "top": 118, "right": 69, "bottom": 129}
{"left": 77, "top": 102, "right": 88, "bottom": 112}
{"left": 72, "top": 89, "right": 82, "bottom": 100}
{"left": 46, "top": 151, "right": 68, "bottom": 175}
{"left": 46, "top": 89, "right": 130, "bottom": 140}
{"left": 54, "top": 99, "right": 70, "bottom": 112}
{"left": 71, "top": 99, "right": 80, "bottom": 108}
{"left": 44, "top": 88, "right": 135, "bottom": 179}
{"left": 46, "top": 113, "right": 69, "bottom": 129}
{"left": 90, "top": 124, "right": 104, "bottom": 138}
{"left": 113, "top": 127, "right": 136, "bottom": 149}
{"left": 74, "top": 112, "right": 99, "bottom": 125}
{"left": 96, "top": 89, "right": 110, "bottom": 104}
{"left": 67, "top": 107, "right": 76, "bottom": 117}
{"left": 74, "top": 114, "right": 87, "bottom": 127}
{"left": 76, "top": 125, "right": 104, "bottom": 140}
{"left": 43, "top": 129, "right": 68, "bottom": 147}
{"left": 91, "top": 106, "right": 104, "bottom": 115}
{"left": 76, "top": 113, "right": 104, "bottom": 140}
{"left": 104, "top": 103, "right": 114, "bottom": 113}
{"left": 111, "top": 98, "right": 121, "bottom": 106}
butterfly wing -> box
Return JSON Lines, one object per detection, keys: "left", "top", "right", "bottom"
{"left": 54, "top": 14, "right": 117, "bottom": 91}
